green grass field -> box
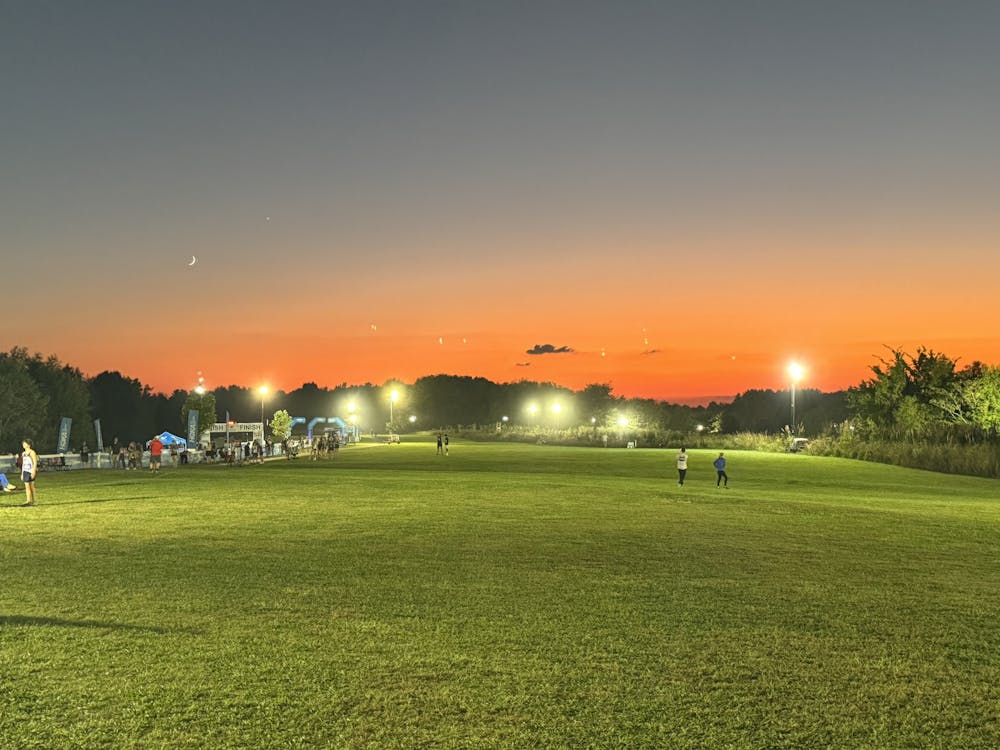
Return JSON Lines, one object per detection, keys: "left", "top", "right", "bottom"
{"left": 2, "top": 443, "right": 998, "bottom": 749}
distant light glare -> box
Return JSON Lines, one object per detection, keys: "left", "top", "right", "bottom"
{"left": 617, "top": 416, "right": 629, "bottom": 427}
{"left": 788, "top": 361, "right": 806, "bottom": 382}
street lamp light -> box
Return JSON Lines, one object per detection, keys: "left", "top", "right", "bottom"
{"left": 788, "top": 362, "right": 805, "bottom": 435}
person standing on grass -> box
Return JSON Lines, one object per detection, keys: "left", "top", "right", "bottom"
{"left": 436, "top": 433, "right": 443, "bottom": 455}
{"left": 444, "top": 434, "right": 449, "bottom": 455}
{"left": 676, "top": 447, "right": 688, "bottom": 486}
{"left": 21, "top": 438, "right": 38, "bottom": 506}
{"left": 714, "top": 452, "right": 729, "bottom": 488}
{"left": 149, "top": 435, "right": 163, "bottom": 474}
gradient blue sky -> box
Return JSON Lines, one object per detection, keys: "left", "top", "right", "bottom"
{"left": 4, "top": 1, "right": 999, "bottom": 401}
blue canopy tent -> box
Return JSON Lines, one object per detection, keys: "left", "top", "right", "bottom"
{"left": 146, "top": 432, "right": 187, "bottom": 448}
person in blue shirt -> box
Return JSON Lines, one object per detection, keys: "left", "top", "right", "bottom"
{"left": 713, "top": 452, "right": 729, "bottom": 488}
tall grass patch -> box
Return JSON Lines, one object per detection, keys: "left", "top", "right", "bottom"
{"left": 809, "top": 435, "right": 1000, "bottom": 478}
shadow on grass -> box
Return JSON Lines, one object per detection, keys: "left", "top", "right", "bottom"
{"left": 58, "top": 496, "right": 155, "bottom": 506}
{"left": 0, "top": 615, "right": 200, "bottom": 635}
{"left": 0, "top": 497, "right": 155, "bottom": 508}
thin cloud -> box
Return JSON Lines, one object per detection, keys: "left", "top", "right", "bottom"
{"left": 642, "top": 349, "right": 662, "bottom": 356}
{"left": 526, "top": 344, "right": 575, "bottom": 356}
{"left": 515, "top": 362, "right": 532, "bottom": 367}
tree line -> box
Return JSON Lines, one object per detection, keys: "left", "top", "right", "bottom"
{"left": 3, "top": 345, "right": 995, "bottom": 456}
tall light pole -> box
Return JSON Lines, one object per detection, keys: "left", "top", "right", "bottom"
{"left": 389, "top": 389, "right": 399, "bottom": 436}
{"left": 788, "top": 362, "right": 805, "bottom": 435}
{"left": 258, "top": 386, "right": 269, "bottom": 443}
{"left": 347, "top": 400, "right": 358, "bottom": 440}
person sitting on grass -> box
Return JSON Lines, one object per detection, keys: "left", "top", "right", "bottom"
{"left": 1, "top": 473, "right": 19, "bottom": 492}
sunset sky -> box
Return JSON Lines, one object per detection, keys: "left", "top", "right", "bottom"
{"left": 4, "top": 2, "right": 999, "bottom": 403}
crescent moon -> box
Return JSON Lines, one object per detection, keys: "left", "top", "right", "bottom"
{"left": 188, "top": 256, "right": 197, "bottom": 266}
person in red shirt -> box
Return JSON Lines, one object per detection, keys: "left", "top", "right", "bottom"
{"left": 149, "top": 436, "right": 163, "bottom": 474}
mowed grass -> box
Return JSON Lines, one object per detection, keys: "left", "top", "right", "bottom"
{"left": 1, "top": 443, "right": 998, "bottom": 749}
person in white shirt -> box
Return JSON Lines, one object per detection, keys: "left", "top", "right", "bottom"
{"left": 21, "top": 438, "right": 39, "bottom": 506}
{"left": 676, "top": 447, "right": 688, "bottom": 486}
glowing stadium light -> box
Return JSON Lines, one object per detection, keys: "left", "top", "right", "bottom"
{"left": 617, "top": 416, "right": 629, "bottom": 428}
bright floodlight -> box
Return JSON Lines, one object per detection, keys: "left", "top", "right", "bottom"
{"left": 551, "top": 403, "right": 562, "bottom": 414}
{"left": 390, "top": 389, "right": 400, "bottom": 402}
{"left": 258, "top": 385, "right": 269, "bottom": 396}
{"left": 347, "top": 400, "right": 357, "bottom": 413}
{"left": 502, "top": 415, "right": 509, "bottom": 422}
{"left": 590, "top": 417, "right": 597, "bottom": 424}
{"left": 527, "top": 404, "right": 538, "bottom": 416}
{"left": 194, "top": 385, "right": 205, "bottom": 395}
{"left": 696, "top": 424, "right": 704, "bottom": 432}
{"left": 617, "top": 416, "right": 629, "bottom": 427}
{"left": 788, "top": 362, "right": 805, "bottom": 383}
{"left": 408, "top": 415, "right": 417, "bottom": 423}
